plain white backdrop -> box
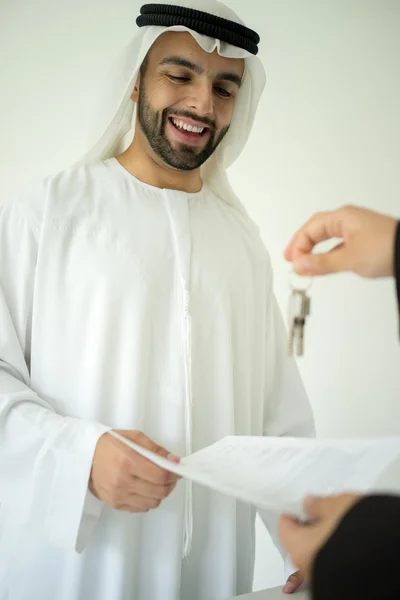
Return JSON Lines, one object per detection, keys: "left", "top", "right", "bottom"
{"left": 1, "top": 0, "right": 400, "bottom": 592}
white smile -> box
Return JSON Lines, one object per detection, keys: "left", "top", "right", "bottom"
{"left": 171, "top": 118, "right": 206, "bottom": 134}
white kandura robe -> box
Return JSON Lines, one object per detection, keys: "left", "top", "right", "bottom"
{"left": 0, "top": 158, "right": 314, "bottom": 600}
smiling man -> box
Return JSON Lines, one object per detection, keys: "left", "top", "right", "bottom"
{"left": 134, "top": 41, "right": 243, "bottom": 172}
{"left": 0, "top": 2, "right": 314, "bottom": 600}
{"left": 118, "top": 30, "right": 244, "bottom": 186}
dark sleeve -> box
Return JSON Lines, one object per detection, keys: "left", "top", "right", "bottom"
{"left": 395, "top": 221, "right": 400, "bottom": 320}
{"left": 312, "top": 495, "right": 400, "bottom": 600}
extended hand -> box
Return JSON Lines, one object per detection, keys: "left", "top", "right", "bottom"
{"left": 89, "top": 430, "right": 180, "bottom": 512}
{"left": 284, "top": 206, "right": 397, "bottom": 279}
{"left": 279, "top": 494, "right": 361, "bottom": 579}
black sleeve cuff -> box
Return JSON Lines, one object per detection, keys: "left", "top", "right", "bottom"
{"left": 312, "top": 495, "right": 400, "bottom": 600}
{"left": 395, "top": 221, "right": 400, "bottom": 322}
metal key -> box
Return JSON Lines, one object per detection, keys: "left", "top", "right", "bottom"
{"left": 288, "top": 289, "right": 311, "bottom": 357}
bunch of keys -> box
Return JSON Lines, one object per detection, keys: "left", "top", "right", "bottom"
{"left": 288, "top": 273, "right": 312, "bottom": 357}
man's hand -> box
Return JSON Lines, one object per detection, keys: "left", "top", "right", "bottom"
{"left": 284, "top": 206, "right": 398, "bottom": 279}
{"left": 89, "top": 430, "right": 180, "bottom": 512}
{"left": 279, "top": 494, "right": 361, "bottom": 579}
{"left": 282, "top": 570, "right": 304, "bottom": 594}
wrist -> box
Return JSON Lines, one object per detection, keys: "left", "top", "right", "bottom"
{"left": 382, "top": 218, "right": 399, "bottom": 277}
{"left": 394, "top": 221, "right": 400, "bottom": 315}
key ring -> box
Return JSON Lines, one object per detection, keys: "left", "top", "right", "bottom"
{"left": 288, "top": 267, "right": 313, "bottom": 292}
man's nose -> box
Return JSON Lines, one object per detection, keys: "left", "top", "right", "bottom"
{"left": 187, "top": 81, "right": 214, "bottom": 118}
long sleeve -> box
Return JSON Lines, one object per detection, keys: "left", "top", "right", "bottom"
{"left": 312, "top": 495, "right": 400, "bottom": 600}
{"left": 0, "top": 198, "right": 110, "bottom": 552}
{"left": 259, "top": 288, "right": 315, "bottom": 574}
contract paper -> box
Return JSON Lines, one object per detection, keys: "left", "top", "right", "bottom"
{"left": 109, "top": 432, "right": 400, "bottom": 517}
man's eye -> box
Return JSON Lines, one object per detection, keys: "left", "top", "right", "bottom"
{"left": 168, "top": 75, "right": 190, "bottom": 82}
{"left": 215, "top": 87, "right": 231, "bottom": 98}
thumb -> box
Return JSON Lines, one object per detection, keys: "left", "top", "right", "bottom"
{"left": 141, "top": 438, "right": 181, "bottom": 463}
{"left": 293, "top": 243, "right": 348, "bottom": 276}
{"left": 112, "top": 430, "right": 180, "bottom": 462}
{"left": 303, "top": 495, "right": 325, "bottom": 519}
{"left": 278, "top": 514, "right": 303, "bottom": 547}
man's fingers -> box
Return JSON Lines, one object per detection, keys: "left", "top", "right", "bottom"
{"left": 103, "top": 479, "right": 177, "bottom": 511}
{"left": 113, "top": 430, "right": 181, "bottom": 485}
{"left": 122, "top": 430, "right": 180, "bottom": 461}
{"left": 284, "top": 212, "right": 339, "bottom": 258}
{"left": 119, "top": 494, "right": 161, "bottom": 512}
{"left": 293, "top": 242, "right": 347, "bottom": 276}
{"left": 131, "top": 454, "right": 180, "bottom": 485}
{"left": 129, "top": 477, "right": 177, "bottom": 500}
{"left": 284, "top": 209, "right": 349, "bottom": 265}
{"left": 119, "top": 504, "right": 149, "bottom": 513}
{"left": 128, "top": 453, "right": 180, "bottom": 485}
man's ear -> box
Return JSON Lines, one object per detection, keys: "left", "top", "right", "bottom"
{"left": 131, "top": 73, "right": 141, "bottom": 103}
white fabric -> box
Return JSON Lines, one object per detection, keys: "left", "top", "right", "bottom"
{"left": 0, "top": 159, "right": 314, "bottom": 600}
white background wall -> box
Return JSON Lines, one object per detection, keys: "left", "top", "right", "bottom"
{"left": 1, "top": 0, "right": 400, "bottom": 593}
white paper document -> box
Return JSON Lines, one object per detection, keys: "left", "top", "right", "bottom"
{"left": 110, "top": 431, "right": 400, "bottom": 516}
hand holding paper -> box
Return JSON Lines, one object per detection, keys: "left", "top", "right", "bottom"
{"left": 109, "top": 431, "right": 400, "bottom": 517}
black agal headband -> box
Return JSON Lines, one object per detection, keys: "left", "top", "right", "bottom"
{"left": 136, "top": 4, "right": 260, "bottom": 55}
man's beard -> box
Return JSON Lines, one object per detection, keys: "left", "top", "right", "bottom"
{"left": 137, "top": 86, "right": 230, "bottom": 171}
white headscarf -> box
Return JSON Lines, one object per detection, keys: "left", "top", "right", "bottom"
{"left": 76, "top": 0, "right": 266, "bottom": 216}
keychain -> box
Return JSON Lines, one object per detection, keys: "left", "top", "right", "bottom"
{"left": 288, "top": 271, "right": 312, "bottom": 357}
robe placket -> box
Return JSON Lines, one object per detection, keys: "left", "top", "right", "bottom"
{"left": 163, "top": 190, "right": 194, "bottom": 557}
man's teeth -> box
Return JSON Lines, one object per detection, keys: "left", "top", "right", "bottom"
{"left": 172, "top": 118, "right": 205, "bottom": 134}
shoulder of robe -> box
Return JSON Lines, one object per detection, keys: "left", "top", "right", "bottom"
{"left": 45, "top": 159, "right": 128, "bottom": 220}
{"left": 0, "top": 184, "right": 44, "bottom": 242}
{"left": 0, "top": 161, "right": 112, "bottom": 236}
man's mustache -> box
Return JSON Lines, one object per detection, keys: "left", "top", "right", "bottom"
{"left": 163, "top": 108, "right": 216, "bottom": 131}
